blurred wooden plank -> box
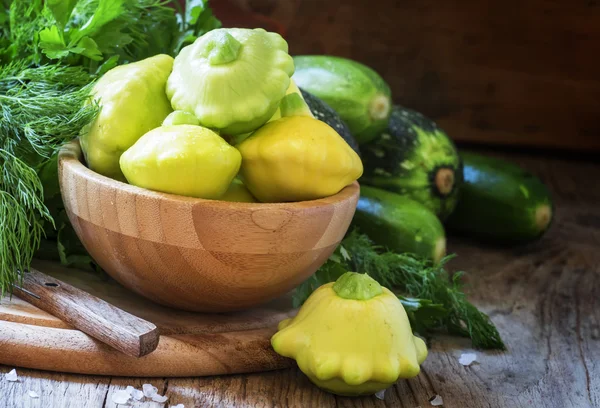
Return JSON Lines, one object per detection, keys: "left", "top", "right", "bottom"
{"left": 225, "top": 0, "right": 600, "bottom": 151}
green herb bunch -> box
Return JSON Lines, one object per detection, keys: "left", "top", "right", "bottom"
{"left": 0, "top": 0, "right": 221, "bottom": 295}
{"left": 294, "top": 230, "right": 506, "bottom": 350}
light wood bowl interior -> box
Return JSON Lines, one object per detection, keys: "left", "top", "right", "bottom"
{"left": 58, "top": 140, "right": 359, "bottom": 312}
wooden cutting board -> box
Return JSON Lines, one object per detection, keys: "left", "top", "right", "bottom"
{"left": 0, "top": 260, "right": 295, "bottom": 377}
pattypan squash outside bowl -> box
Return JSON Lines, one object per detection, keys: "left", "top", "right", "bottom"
{"left": 58, "top": 139, "right": 359, "bottom": 312}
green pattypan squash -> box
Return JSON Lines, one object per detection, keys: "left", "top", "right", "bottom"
{"left": 80, "top": 54, "right": 173, "bottom": 181}
{"left": 166, "top": 28, "right": 295, "bottom": 135}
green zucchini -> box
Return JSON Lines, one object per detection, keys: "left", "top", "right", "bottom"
{"left": 292, "top": 55, "right": 392, "bottom": 144}
{"left": 446, "top": 152, "right": 553, "bottom": 244}
{"left": 353, "top": 185, "right": 447, "bottom": 263}
{"left": 300, "top": 88, "right": 360, "bottom": 155}
{"left": 361, "top": 106, "right": 462, "bottom": 220}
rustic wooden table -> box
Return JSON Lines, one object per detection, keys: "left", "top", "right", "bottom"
{"left": 1, "top": 150, "right": 599, "bottom": 408}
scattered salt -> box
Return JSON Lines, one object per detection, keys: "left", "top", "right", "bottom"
{"left": 112, "top": 390, "right": 131, "bottom": 405}
{"left": 28, "top": 391, "right": 39, "bottom": 399}
{"left": 458, "top": 353, "right": 477, "bottom": 367}
{"left": 170, "top": 405, "right": 185, "bottom": 408}
{"left": 124, "top": 385, "right": 145, "bottom": 401}
{"left": 152, "top": 394, "right": 169, "bottom": 403}
{"left": 142, "top": 383, "right": 158, "bottom": 398}
{"left": 374, "top": 389, "right": 386, "bottom": 400}
{"left": 429, "top": 394, "right": 444, "bottom": 406}
{"left": 131, "top": 389, "right": 144, "bottom": 401}
{"left": 5, "top": 369, "right": 18, "bottom": 382}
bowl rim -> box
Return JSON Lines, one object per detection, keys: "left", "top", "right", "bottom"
{"left": 59, "top": 139, "right": 360, "bottom": 209}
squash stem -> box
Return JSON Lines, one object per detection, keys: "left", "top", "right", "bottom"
{"left": 333, "top": 272, "right": 383, "bottom": 300}
{"left": 206, "top": 32, "right": 242, "bottom": 65}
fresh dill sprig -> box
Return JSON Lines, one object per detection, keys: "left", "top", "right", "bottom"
{"left": 0, "top": 62, "right": 97, "bottom": 156}
{"left": 294, "top": 230, "right": 506, "bottom": 350}
{"left": 0, "top": 62, "right": 97, "bottom": 295}
{"left": 0, "top": 150, "right": 51, "bottom": 291}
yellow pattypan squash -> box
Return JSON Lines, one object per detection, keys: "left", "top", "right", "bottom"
{"left": 271, "top": 272, "right": 428, "bottom": 396}
{"left": 237, "top": 94, "right": 362, "bottom": 202}
{"left": 120, "top": 125, "right": 241, "bottom": 199}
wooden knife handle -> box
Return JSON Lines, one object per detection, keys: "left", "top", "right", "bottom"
{"left": 13, "top": 269, "right": 160, "bottom": 358}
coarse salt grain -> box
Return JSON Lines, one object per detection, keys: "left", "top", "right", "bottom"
{"left": 5, "top": 369, "right": 18, "bottom": 382}
{"left": 430, "top": 394, "right": 444, "bottom": 406}
{"left": 375, "top": 389, "right": 386, "bottom": 400}
{"left": 125, "top": 385, "right": 144, "bottom": 401}
{"left": 142, "top": 383, "right": 158, "bottom": 397}
{"left": 131, "top": 389, "right": 144, "bottom": 401}
{"left": 458, "top": 353, "right": 477, "bottom": 367}
{"left": 28, "top": 391, "right": 39, "bottom": 399}
{"left": 112, "top": 390, "right": 131, "bottom": 405}
{"left": 171, "top": 404, "right": 185, "bottom": 408}
{"left": 152, "top": 394, "right": 169, "bottom": 403}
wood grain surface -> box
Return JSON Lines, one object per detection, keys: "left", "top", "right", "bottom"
{"left": 0, "top": 261, "right": 294, "bottom": 377}
{"left": 12, "top": 269, "right": 159, "bottom": 358}
{"left": 2, "top": 149, "right": 598, "bottom": 407}
{"left": 58, "top": 140, "right": 359, "bottom": 312}
{"left": 223, "top": 0, "right": 600, "bottom": 152}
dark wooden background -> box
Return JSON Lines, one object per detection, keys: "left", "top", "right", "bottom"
{"left": 214, "top": 0, "right": 600, "bottom": 152}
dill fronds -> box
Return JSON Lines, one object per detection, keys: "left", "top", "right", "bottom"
{"left": 0, "top": 63, "right": 97, "bottom": 295}
{"left": 294, "top": 230, "right": 506, "bottom": 350}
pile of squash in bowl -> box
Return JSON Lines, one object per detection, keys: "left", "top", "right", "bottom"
{"left": 80, "top": 28, "right": 363, "bottom": 203}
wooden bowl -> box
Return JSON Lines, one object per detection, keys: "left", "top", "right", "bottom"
{"left": 58, "top": 140, "right": 359, "bottom": 312}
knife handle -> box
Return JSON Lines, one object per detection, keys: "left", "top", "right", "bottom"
{"left": 13, "top": 269, "right": 159, "bottom": 358}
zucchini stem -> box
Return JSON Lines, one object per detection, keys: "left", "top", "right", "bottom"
{"left": 434, "top": 168, "right": 455, "bottom": 196}
{"left": 535, "top": 204, "right": 552, "bottom": 232}
{"left": 368, "top": 93, "right": 391, "bottom": 121}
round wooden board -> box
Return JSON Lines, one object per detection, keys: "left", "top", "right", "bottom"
{"left": 0, "top": 261, "right": 295, "bottom": 377}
